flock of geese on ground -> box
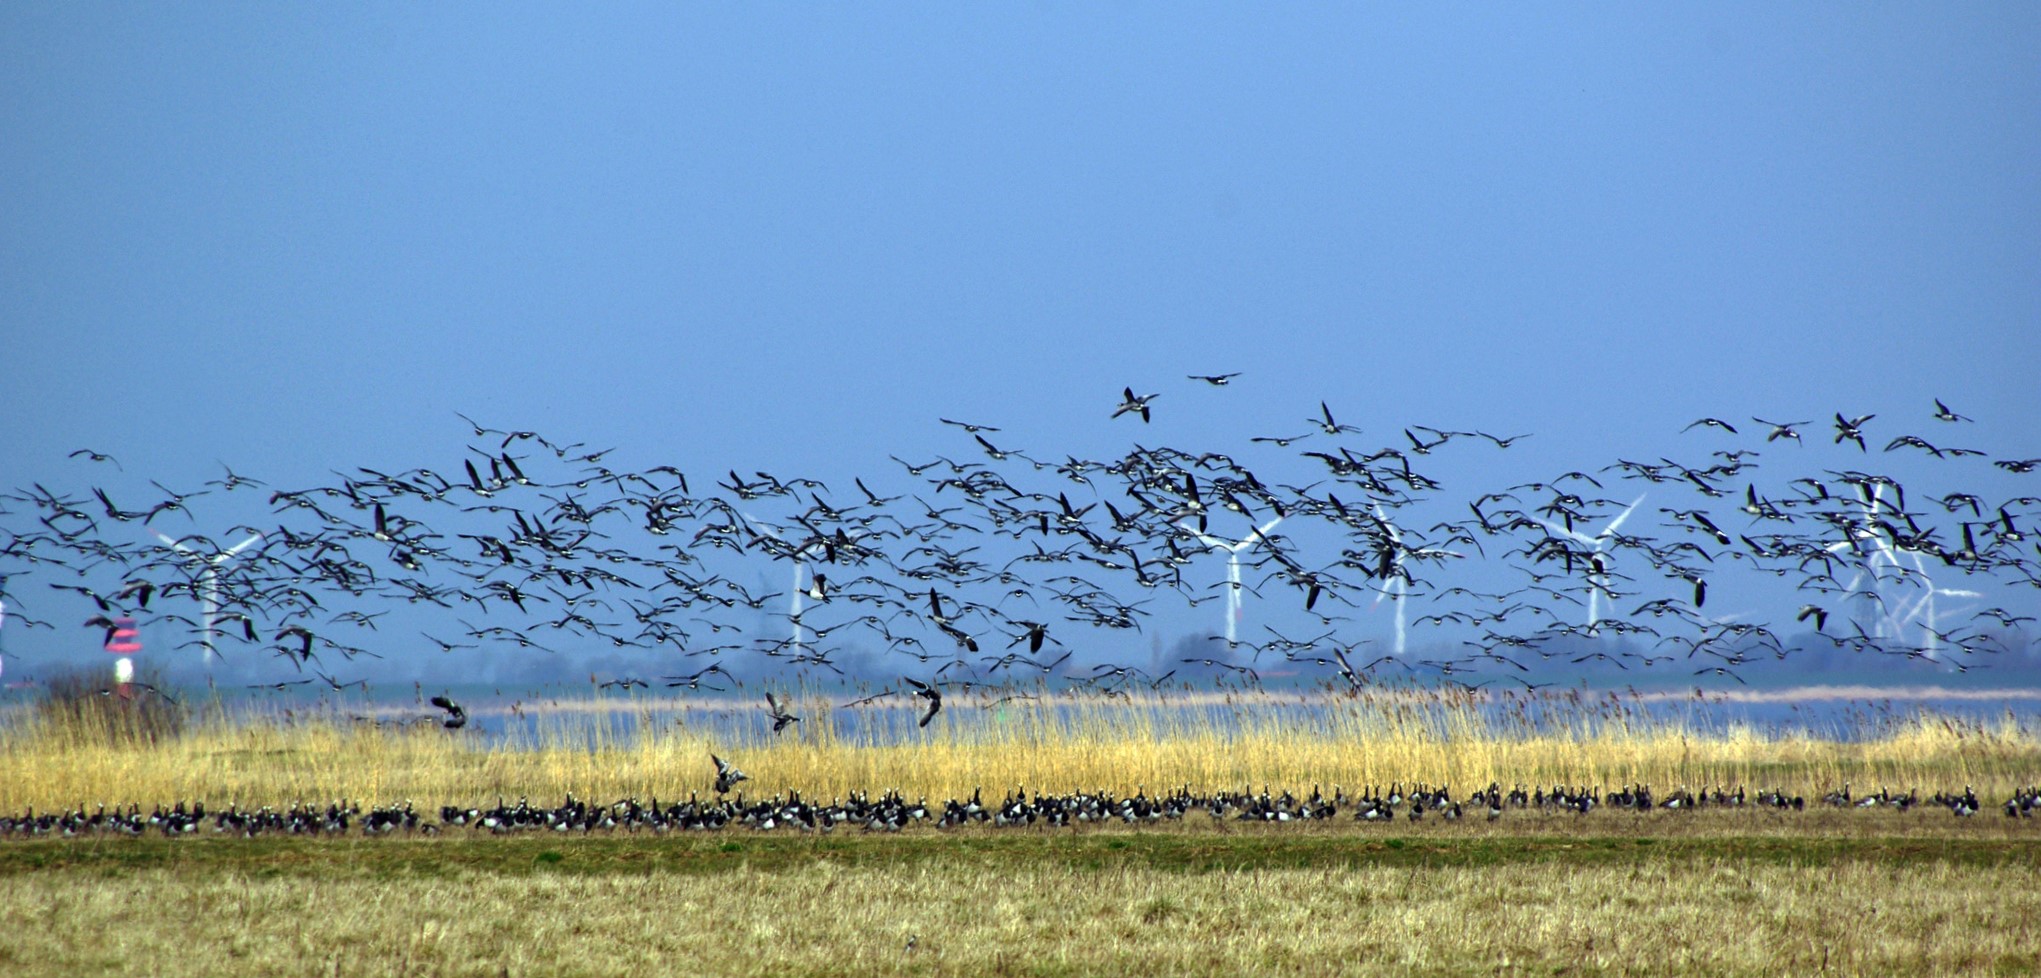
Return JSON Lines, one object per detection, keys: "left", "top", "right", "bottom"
{"left": 1, "top": 387, "right": 2038, "bottom": 729}
{"left": 5, "top": 775, "right": 2039, "bottom": 840}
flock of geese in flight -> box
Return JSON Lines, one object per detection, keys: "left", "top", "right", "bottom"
{"left": 2, "top": 382, "right": 2038, "bottom": 736}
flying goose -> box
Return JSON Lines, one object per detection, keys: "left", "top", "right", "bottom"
{"left": 711, "top": 753, "right": 748, "bottom": 794}
{"left": 1112, "top": 387, "right": 1159, "bottom": 423}
{"left": 765, "top": 692, "right": 801, "bottom": 733}
{"left": 904, "top": 677, "right": 942, "bottom": 728}
{"left": 429, "top": 695, "right": 467, "bottom": 729}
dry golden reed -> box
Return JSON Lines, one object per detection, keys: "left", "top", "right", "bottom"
{"left": 2, "top": 685, "right": 2035, "bottom": 810}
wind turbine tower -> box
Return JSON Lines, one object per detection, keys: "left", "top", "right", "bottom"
{"left": 745, "top": 515, "right": 828, "bottom": 657}
{"left": 1370, "top": 503, "right": 1461, "bottom": 656}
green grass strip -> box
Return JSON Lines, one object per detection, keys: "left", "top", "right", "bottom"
{"left": 4, "top": 830, "right": 2037, "bottom": 879}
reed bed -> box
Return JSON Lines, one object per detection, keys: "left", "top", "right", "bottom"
{"left": 2, "top": 686, "right": 2036, "bottom": 811}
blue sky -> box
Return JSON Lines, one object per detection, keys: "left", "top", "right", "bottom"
{"left": 3, "top": 4, "right": 2038, "bottom": 685}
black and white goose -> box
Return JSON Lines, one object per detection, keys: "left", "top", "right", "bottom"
{"left": 429, "top": 695, "right": 467, "bottom": 730}
{"left": 765, "top": 692, "right": 800, "bottom": 733}
{"left": 711, "top": 754, "right": 748, "bottom": 794}
{"left": 904, "top": 678, "right": 942, "bottom": 728}
{"left": 1112, "top": 387, "right": 1159, "bottom": 423}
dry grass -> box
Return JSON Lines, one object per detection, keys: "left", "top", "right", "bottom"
{"left": 2, "top": 833, "right": 2038, "bottom": 977}
{"left": 29, "top": 669, "right": 187, "bottom": 745}
{"left": 2, "top": 687, "right": 2036, "bottom": 810}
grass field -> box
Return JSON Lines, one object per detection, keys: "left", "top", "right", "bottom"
{"left": 3, "top": 827, "right": 2039, "bottom": 977}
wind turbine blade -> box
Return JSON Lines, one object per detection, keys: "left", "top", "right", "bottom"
{"left": 1180, "top": 520, "right": 1230, "bottom": 550}
{"left": 1370, "top": 504, "right": 1401, "bottom": 545}
{"left": 223, "top": 532, "right": 263, "bottom": 556}
{"left": 1600, "top": 495, "right": 1646, "bottom": 538}
{"left": 1530, "top": 517, "right": 1593, "bottom": 545}
{"left": 152, "top": 529, "right": 195, "bottom": 553}
{"left": 1247, "top": 516, "right": 1284, "bottom": 544}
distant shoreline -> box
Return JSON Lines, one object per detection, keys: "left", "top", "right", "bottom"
{"left": 4, "top": 683, "right": 2036, "bottom": 726}
{"left": 1624, "top": 685, "right": 2041, "bottom": 704}
{"left": 265, "top": 684, "right": 2041, "bottom": 721}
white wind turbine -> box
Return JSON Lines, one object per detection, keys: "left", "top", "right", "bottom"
{"left": 153, "top": 529, "right": 263, "bottom": 667}
{"left": 1822, "top": 485, "right": 1980, "bottom": 658}
{"left": 744, "top": 514, "right": 829, "bottom": 657}
{"left": 1181, "top": 515, "right": 1285, "bottom": 647}
{"left": 1533, "top": 495, "right": 1644, "bottom": 634}
{"left": 1369, "top": 503, "right": 1462, "bottom": 656}
{"left": 1901, "top": 575, "right": 1980, "bottom": 658}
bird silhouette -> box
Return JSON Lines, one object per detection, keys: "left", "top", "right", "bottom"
{"left": 429, "top": 695, "right": 467, "bottom": 730}
{"left": 765, "top": 692, "right": 801, "bottom": 733}
{"left": 1111, "top": 387, "right": 1158, "bottom": 423}
{"left": 711, "top": 753, "right": 748, "bottom": 794}
{"left": 904, "top": 677, "right": 942, "bottom": 728}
